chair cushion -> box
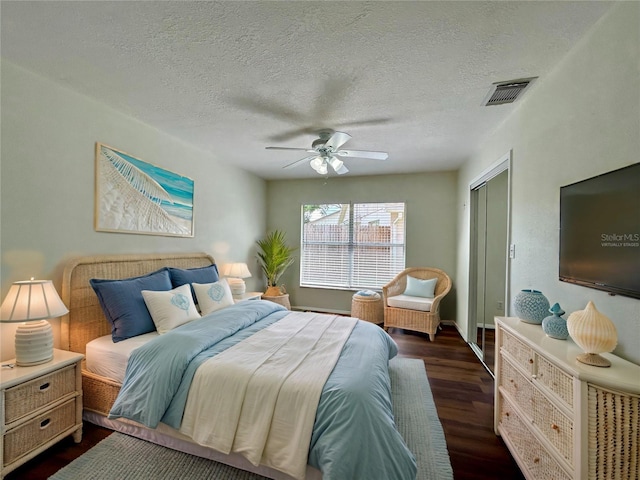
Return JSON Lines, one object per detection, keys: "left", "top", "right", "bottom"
{"left": 404, "top": 276, "right": 437, "bottom": 298}
{"left": 387, "top": 294, "right": 433, "bottom": 312}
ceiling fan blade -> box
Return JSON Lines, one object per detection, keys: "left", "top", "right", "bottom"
{"left": 231, "top": 96, "right": 307, "bottom": 124}
{"left": 267, "top": 127, "right": 318, "bottom": 143}
{"left": 336, "top": 164, "right": 349, "bottom": 175}
{"left": 336, "top": 149, "right": 388, "bottom": 160}
{"left": 335, "top": 117, "right": 392, "bottom": 129}
{"left": 323, "top": 131, "right": 352, "bottom": 151}
{"left": 282, "top": 155, "right": 319, "bottom": 170}
{"left": 266, "top": 147, "right": 315, "bottom": 152}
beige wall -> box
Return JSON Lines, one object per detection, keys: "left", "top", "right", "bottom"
{"left": 0, "top": 62, "right": 267, "bottom": 361}
{"left": 265, "top": 172, "right": 458, "bottom": 318}
{"left": 456, "top": 3, "right": 640, "bottom": 364}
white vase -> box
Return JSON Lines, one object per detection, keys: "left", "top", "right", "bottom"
{"left": 566, "top": 301, "right": 617, "bottom": 367}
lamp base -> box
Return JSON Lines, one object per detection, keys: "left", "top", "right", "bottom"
{"left": 14, "top": 320, "right": 54, "bottom": 367}
{"left": 228, "top": 278, "right": 246, "bottom": 296}
{"left": 576, "top": 353, "right": 611, "bottom": 368}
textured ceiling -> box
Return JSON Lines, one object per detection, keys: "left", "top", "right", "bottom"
{"left": 1, "top": 1, "right": 612, "bottom": 179}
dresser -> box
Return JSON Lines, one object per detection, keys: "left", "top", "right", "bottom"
{"left": 1, "top": 349, "right": 83, "bottom": 478}
{"left": 495, "top": 317, "right": 640, "bottom": 480}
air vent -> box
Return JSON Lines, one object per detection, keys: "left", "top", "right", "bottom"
{"left": 482, "top": 77, "right": 537, "bottom": 106}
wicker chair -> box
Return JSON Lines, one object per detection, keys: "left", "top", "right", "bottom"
{"left": 382, "top": 267, "right": 451, "bottom": 341}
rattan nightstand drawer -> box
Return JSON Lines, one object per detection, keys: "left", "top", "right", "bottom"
{"left": 536, "top": 355, "right": 573, "bottom": 408}
{"left": 501, "top": 329, "right": 535, "bottom": 374}
{"left": 3, "top": 398, "right": 77, "bottom": 466}
{"left": 498, "top": 394, "right": 572, "bottom": 480}
{"left": 4, "top": 364, "right": 77, "bottom": 424}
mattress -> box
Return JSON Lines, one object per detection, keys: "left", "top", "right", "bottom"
{"left": 85, "top": 332, "right": 158, "bottom": 383}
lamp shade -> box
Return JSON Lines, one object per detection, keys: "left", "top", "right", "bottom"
{"left": 0, "top": 279, "right": 68, "bottom": 366}
{"left": 0, "top": 279, "right": 69, "bottom": 322}
{"left": 221, "top": 263, "right": 252, "bottom": 279}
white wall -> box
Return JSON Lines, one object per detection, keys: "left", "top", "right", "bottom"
{"left": 266, "top": 172, "right": 458, "bottom": 318}
{"left": 456, "top": 3, "right": 640, "bottom": 364}
{"left": 0, "top": 61, "right": 267, "bottom": 361}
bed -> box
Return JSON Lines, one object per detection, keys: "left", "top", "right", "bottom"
{"left": 60, "top": 253, "right": 417, "bottom": 480}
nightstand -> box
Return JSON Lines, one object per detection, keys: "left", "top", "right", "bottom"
{"left": 1, "top": 349, "right": 83, "bottom": 478}
{"left": 233, "top": 291, "right": 263, "bottom": 303}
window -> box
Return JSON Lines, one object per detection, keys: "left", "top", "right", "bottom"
{"left": 301, "top": 203, "right": 406, "bottom": 289}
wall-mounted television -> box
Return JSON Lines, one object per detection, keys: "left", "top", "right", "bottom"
{"left": 559, "top": 163, "right": 640, "bottom": 299}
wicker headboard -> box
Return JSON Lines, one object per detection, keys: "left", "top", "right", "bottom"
{"left": 60, "top": 252, "right": 215, "bottom": 355}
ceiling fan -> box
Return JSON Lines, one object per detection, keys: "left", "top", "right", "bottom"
{"left": 266, "top": 130, "right": 388, "bottom": 175}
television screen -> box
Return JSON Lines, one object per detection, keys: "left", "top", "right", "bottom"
{"left": 559, "top": 163, "right": 640, "bottom": 299}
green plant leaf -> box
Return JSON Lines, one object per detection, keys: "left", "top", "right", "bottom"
{"left": 256, "top": 230, "right": 297, "bottom": 287}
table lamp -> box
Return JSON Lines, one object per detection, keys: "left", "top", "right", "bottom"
{"left": 221, "top": 263, "right": 252, "bottom": 296}
{"left": 0, "top": 279, "right": 69, "bottom": 366}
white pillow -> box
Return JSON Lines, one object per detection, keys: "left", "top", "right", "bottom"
{"left": 141, "top": 284, "right": 201, "bottom": 334}
{"left": 403, "top": 276, "right": 437, "bottom": 298}
{"left": 192, "top": 278, "right": 235, "bottom": 315}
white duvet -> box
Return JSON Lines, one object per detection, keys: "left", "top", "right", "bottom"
{"left": 179, "top": 312, "right": 357, "bottom": 480}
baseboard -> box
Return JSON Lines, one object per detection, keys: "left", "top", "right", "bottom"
{"left": 292, "top": 305, "right": 352, "bottom": 316}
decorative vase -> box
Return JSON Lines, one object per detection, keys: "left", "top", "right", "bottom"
{"left": 513, "top": 289, "right": 550, "bottom": 324}
{"left": 566, "top": 301, "right": 617, "bottom": 367}
{"left": 542, "top": 303, "right": 569, "bottom": 340}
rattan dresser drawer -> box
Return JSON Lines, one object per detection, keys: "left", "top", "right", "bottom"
{"left": 536, "top": 355, "right": 573, "bottom": 409}
{"left": 4, "top": 364, "right": 76, "bottom": 424}
{"left": 3, "top": 398, "right": 76, "bottom": 466}
{"left": 531, "top": 388, "right": 574, "bottom": 463}
{"left": 499, "top": 355, "right": 535, "bottom": 418}
{"left": 501, "top": 329, "right": 535, "bottom": 374}
{"left": 498, "top": 394, "right": 572, "bottom": 480}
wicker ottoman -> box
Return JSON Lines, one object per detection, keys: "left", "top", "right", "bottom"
{"left": 351, "top": 290, "right": 383, "bottom": 325}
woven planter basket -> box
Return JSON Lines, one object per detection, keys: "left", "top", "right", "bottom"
{"left": 262, "top": 293, "right": 291, "bottom": 310}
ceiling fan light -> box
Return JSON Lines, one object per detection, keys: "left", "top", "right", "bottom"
{"left": 310, "top": 157, "right": 328, "bottom": 174}
{"left": 310, "top": 156, "right": 323, "bottom": 170}
{"left": 329, "top": 157, "right": 344, "bottom": 172}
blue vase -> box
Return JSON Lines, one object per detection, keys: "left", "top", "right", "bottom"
{"left": 514, "top": 289, "right": 550, "bottom": 324}
{"left": 542, "top": 303, "right": 569, "bottom": 340}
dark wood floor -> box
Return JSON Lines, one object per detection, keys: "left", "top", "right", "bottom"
{"left": 6, "top": 324, "right": 524, "bottom": 480}
{"left": 392, "top": 325, "right": 524, "bottom": 479}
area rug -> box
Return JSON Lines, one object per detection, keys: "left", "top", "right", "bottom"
{"left": 50, "top": 357, "right": 452, "bottom": 480}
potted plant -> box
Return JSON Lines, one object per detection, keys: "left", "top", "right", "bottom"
{"left": 256, "top": 229, "right": 296, "bottom": 298}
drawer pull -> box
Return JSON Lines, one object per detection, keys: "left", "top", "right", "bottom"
{"left": 40, "top": 418, "right": 51, "bottom": 430}
{"left": 551, "top": 423, "right": 559, "bottom": 431}
{"left": 533, "top": 457, "right": 540, "bottom": 464}
{"left": 528, "top": 358, "right": 534, "bottom": 364}
{"left": 39, "top": 382, "right": 51, "bottom": 392}
{"left": 504, "top": 411, "right": 510, "bottom": 417}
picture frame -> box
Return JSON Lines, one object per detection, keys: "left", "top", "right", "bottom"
{"left": 95, "top": 143, "right": 194, "bottom": 237}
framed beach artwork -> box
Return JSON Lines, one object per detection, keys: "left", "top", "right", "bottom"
{"left": 95, "top": 143, "right": 194, "bottom": 237}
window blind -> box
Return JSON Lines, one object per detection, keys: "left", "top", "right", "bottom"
{"left": 301, "top": 203, "right": 406, "bottom": 289}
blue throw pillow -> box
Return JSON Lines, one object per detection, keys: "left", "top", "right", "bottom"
{"left": 168, "top": 265, "right": 220, "bottom": 301}
{"left": 404, "top": 276, "right": 437, "bottom": 298}
{"left": 90, "top": 268, "right": 172, "bottom": 342}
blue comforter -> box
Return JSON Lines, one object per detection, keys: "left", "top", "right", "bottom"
{"left": 109, "top": 300, "right": 417, "bottom": 480}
